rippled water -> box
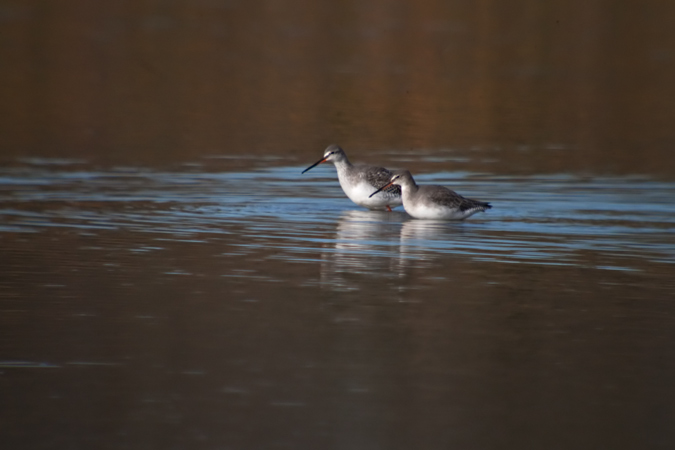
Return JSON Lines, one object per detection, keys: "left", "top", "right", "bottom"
{"left": 3, "top": 157, "right": 674, "bottom": 269}
{"left": 4, "top": 0, "right": 675, "bottom": 446}
{"left": 2, "top": 157, "right": 675, "bottom": 449}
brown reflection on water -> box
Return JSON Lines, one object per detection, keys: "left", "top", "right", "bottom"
{"left": 3, "top": 2, "right": 675, "bottom": 448}
{"left": 2, "top": 225, "right": 675, "bottom": 448}
{"left": 1, "top": 1, "right": 675, "bottom": 174}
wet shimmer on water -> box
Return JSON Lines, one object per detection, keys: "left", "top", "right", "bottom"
{"left": 3, "top": 0, "right": 675, "bottom": 446}
{"left": 2, "top": 157, "right": 675, "bottom": 449}
{"left": 2, "top": 157, "right": 674, "bottom": 268}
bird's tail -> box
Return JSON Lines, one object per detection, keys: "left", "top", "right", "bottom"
{"left": 461, "top": 199, "right": 492, "bottom": 213}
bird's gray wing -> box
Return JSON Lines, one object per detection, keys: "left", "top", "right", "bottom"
{"left": 426, "top": 186, "right": 464, "bottom": 208}
{"left": 364, "top": 165, "right": 402, "bottom": 196}
{"left": 427, "top": 186, "right": 490, "bottom": 211}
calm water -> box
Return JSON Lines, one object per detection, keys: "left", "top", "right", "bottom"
{"left": 3, "top": 0, "right": 675, "bottom": 448}
{"left": 2, "top": 156, "right": 675, "bottom": 449}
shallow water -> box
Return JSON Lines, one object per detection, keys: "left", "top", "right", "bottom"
{"left": 3, "top": 0, "right": 675, "bottom": 447}
{"left": 3, "top": 157, "right": 674, "bottom": 269}
{"left": 2, "top": 157, "right": 675, "bottom": 449}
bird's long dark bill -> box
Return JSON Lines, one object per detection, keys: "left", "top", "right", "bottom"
{"left": 301, "top": 157, "right": 328, "bottom": 174}
{"left": 369, "top": 181, "right": 394, "bottom": 198}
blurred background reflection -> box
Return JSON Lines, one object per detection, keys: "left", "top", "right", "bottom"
{"left": 2, "top": 1, "right": 675, "bottom": 449}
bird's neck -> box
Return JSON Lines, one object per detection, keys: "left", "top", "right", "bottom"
{"left": 401, "top": 181, "right": 418, "bottom": 197}
{"left": 404, "top": 178, "right": 418, "bottom": 190}
{"left": 333, "top": 158, "right": 352, "bottom": 173}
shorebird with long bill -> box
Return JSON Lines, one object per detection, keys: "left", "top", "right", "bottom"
{"left": 302, "top": 144, "right": 402, "bottom": 211}
{"left": 369, "top": 170, "right": 491, "bottom": 220}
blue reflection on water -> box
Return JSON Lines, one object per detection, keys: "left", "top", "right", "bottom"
{"left": 1, "top": 161, "right": 674, "bottom": 271}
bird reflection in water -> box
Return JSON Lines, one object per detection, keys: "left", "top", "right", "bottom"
{"left": 398, "top": 220, "right": 453, "bottom": 270}
{"left": 319, "top": 211, "right": 477, "bottom": 292}
{"left": 319, "top": 210, "right": 405, "bottom": 291}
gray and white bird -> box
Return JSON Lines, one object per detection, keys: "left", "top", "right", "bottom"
{"left": 369, "top": 170, "right": 491, "bottom": 220}
{"left": 302, "top": 144, "right": 402, "bottom": 211}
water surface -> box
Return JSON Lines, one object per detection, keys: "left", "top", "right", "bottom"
{"left": 2, "top": 157, "right": 674, "bottom": 449}
{"left": 2, "top": 0, "right": 675, "bottom": 448}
